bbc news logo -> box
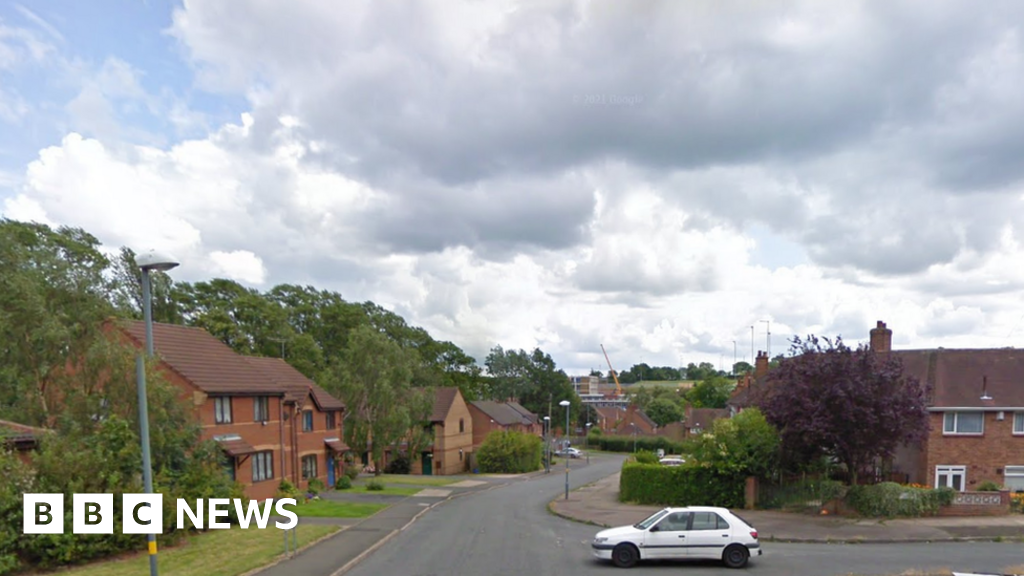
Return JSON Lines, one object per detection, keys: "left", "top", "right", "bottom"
{"left": 23, "top": 494, "right": 298, "bottom": 534}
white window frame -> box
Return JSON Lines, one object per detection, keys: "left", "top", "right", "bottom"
{"left": 253, "top": 451, "right": 274, "bottom": 482}
{"left": 1013, "top": 412, "right": 1024, "bottom": 435}
{"left": 942, "top": 411, "right": 984, "bottom": 435}
{"left": 215, "top": 397, "right": 233, "bottom": 424}
{"left": 935, "top": 465, "right": 967, "bottom": 492}
{"left": 1004, "top": 466, "right": 1024, "bottom": 492}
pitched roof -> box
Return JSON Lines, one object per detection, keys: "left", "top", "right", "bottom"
{"left": 891, "top": 348, "right": 1024, "bottom": 408}
{"left": 686, "top": 408, "right": 729, "bottom": 431}
{"left": 429, "top": 387, "right": 461, "bottom": 423}
{"left": 594, "top": 406, "right": 625, "bottom": 422}
{"left": 631, "top": 406, "right": 657, "bottom": 429}
{"left": 121, "top": 321, "right": 283, "bottom": 396}
{"left": 244, "top": 356, "right": 344, "bottom": 410}
{"left": 506, "top": 401, "right": 538, "bottom": 424}
{"left": 470, "top": 400, "right": 531, "bottom": 426}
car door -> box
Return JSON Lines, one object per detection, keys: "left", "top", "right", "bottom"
{"left": 643, "top": 512, "right": 691, "bottom": 559}
{"left": 684, "top": 511, "right": 732, "bottom": 559}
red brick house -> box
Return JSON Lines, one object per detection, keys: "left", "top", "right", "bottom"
{"left": 682, "top": 406, "right": 729, "bottom": 437}
{"left": 409, "top": 387, "right": 473, "bottom": 476}
{"left": 594, "top": 404, "right": 658, "bottom": 436}
{"left": 868, "top": 321, "right": 1024, "bottom": 492}
{"left": 467, "top": 400, "right": 539, "bottom": 449}
{"left": 120, "top": 321, "right": 346, "bottom": 500}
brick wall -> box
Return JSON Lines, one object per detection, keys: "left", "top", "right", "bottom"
{"left": 925, "top": 411, "right": 1024, "bottom": 489}
{"left": 467, "top": 404, "right": 499, "bottom": 450}
{"left": 435, "top": 393, "right": 473, "bottom": 475}
{"left": 936, "top": 490, "right": 1011, "bottom": 516}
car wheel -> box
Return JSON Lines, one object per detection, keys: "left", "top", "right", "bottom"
{"left": 722, "top": 544, "right": 749, "bottom": 568}
{"left": 611, "top": 543, "right": 639, "bottom": 568}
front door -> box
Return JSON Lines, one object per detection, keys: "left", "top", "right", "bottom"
{"left": 326, "top": 454, "right": 336, "bottom": 486}
{"left": 685, "top": 511, "right": 732, "bottom": 559}
{"left": 644, "top": 511, "right": 691, "bottom": 559}
{"left": 421, "top": 452, "right": 433, "bottom": 476}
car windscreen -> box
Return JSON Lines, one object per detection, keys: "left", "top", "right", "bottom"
{"left": 633, "top": 509, "right": 669, "bottom": 530}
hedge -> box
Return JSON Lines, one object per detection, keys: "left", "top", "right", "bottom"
{"left": 845, "top": 482, "right": 955, "bottom": 517}
{"left": 591, "top": 434, "right": 685, "bottom": 454}
{"left": 619, "top": 462, "right": 745, "bottom": 508}
{"left": 477, "top": 430, "right": 542, "bottom": 473}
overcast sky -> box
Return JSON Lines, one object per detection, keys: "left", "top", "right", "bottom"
{"left": 4, "top": 0, "right": 1024, "bottom": 374}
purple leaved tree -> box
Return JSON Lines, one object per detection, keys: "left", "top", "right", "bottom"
{"left": 756, "top": 335, "right": 929, "bottom": 485}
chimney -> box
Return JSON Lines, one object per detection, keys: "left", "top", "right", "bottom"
{"left": 754, "top": 351, "right": 769, "bottom": 379}
{"left": 869, "top": 321, "right": 892, "bottom": 353}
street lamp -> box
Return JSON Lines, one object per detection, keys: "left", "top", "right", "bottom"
{"left": 559, "top": 400, "right": 570, "bottom": 500}
{"left": 585, "top": 422, "right": 592, "bottom": 465}
{"left": 630, "top": 423, "right": 638, "bottom": 453}
{"left": 543, "top": 416, "right": 551, "bottom": 473}
{"left": 136, "top": 249, "right": 179, "bottom": 576}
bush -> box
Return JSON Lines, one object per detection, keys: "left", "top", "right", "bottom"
{"left": 592, "top": 434, "right": 685, "bottom": 454}
{"left": 619, "top": 462, "right": 745, "bottom": 508}
{"left": 977, "top": 480, "right": 1003, "bottom": 492}
{"left": 277, "top": 479, "right": 302, "bottom": 500}
{"left": 845, "top": 482, "right": 954, "bottom": 517}
{"left": 758, "top": 477, "right": 846, "bottom": 511}
{"left": 344, "top": 464, "right": 361, "bottom": 480}
{"left": 477, "top": 430, "right": 542, "bottom": 473}
{"left": 366, "top": 479, "right": 385, "bottom": 491}
{"left": 384, "top": 453, "right": 411, "bottom": 474}
{"left": 634, "top": 450, "right": 660, "bottom": 464}
{"left": 335, "top": 476, "right": 352, "bottom": 490}
{"left": 307, "top": 478, "right": 326, "bottom": 495}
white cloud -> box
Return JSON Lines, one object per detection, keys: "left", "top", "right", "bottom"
{"left": 209, "top": 250, "right": 266, "bottom": 284}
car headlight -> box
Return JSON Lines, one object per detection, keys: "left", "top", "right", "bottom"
{"left": 593, "top": 537, "right": 608, "bottom": 543}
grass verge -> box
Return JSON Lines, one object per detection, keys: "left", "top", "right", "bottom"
{"left": 293, "top": 500, "right": 388, "bottom": 518}
{"left": 369, "top": 474, "right": 459, "bottom": 487}
{"left": 52, "top": 524, "right": 339, "bottom": 576}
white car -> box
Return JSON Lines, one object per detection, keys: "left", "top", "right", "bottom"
{"left": 658, "top": 456, "right": 685, "bottom": 466}
{"left": 591, "top": 506, "right": 761, "bottom": 569}
{"left": 565, "top": 447, "right": 583, "bottom": 459}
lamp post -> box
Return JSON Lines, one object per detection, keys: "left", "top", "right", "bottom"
{"left": 585, "top": 422, "right": 592, "bottom": 465}
{"left": 630, "top": 423, "right": 638, "bottom": 453}
{"left": 136, "top": 250, "right": 179, "bottom": 576}
{"left": 543, "top": 416, "right": 551, "bottom": 473}
{"left": 559, "top": 400, "right": 570, "bottom": 500}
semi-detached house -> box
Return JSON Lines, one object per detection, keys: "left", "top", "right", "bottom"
{"left": 120, "top": 321, "right": 347, "bottom": 500}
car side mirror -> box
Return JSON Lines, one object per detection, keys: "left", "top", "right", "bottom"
{"left": 649, "top": 525, "right": 659, "bottom": 533}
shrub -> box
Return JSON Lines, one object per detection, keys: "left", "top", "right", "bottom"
{"left": 977, "top": 480, "right": 1003, "bottom": 492}
{"left": 477, "top": 430, "right": 542, "bottom": 473}
{"left": 758, "top": 477, "right": 846, "bottom": 511}
{"left": 384, "top": 453, "right": 411, "bottom": 474}
{"left": 335, "top": 476, "right": 352, "bottom": 490}
{"left": 366, "top": 479, "right": 385, "bottom": 491}
{"left": 845, "top": 482, "right": 953, "bottom": 517}
{"left": 277, "top": 479, "right": 302, "bottom": 500}
{"left": 1011, "top": 492, "right": 1023, "bottom": 513}
{"left": 592, "top": 434, "right": 685, "bottom": 454}
{"left": 619, "top": 462, "right": 745, "bottom": 508}
{"left": 634, "top": 450, "right": 660, "bottom": 464}
{"left": 684, "top": 408, "right": 779, "bottom": 479}
{"left": 307, "top": 478, "right": 326, "bottom": 495}
{"left": 344, "top": 464, "right": 361, "bottom": 480}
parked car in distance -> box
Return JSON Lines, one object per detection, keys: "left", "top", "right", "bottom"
{"left": 659, "top": 456, "right": 685, "bottom": 466}
{"left": 566, "top": 447, "right": 583, "bottom": 459}
{"left": 591, "top": 506, "right": 761, "bottom": 569}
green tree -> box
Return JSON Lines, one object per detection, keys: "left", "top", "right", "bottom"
{"left": 732, "top": 361, "right": 753, "bottom": 375}
{"left": 686, "top": 375, "right": 735, "bottom": 409}
{"left": 326, "top": 325, "right": 419, "bottom": 476}
{"left": 685, "top": 407, "right": 780, "bottom": 478}
{"left": 646, "top": 397, "right": 684, "bottom": 427}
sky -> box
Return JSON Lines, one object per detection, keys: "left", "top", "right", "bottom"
{"left": 4, "top": 1, "right": 1024, "bottom": 375}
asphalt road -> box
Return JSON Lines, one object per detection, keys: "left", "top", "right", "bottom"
{"left": 346, "top": 455, "right": 1024, "bottom": 576}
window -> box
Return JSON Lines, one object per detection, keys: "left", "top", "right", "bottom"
{"left": 302, "top": 411, "right": 314, "bottom": 432}
{"left": 690, "top": 511, "right": 729, "bottom": 531}
{"left": 943, "top": 411, "right": 983, "bottom": 435}
{"left": 1014, "top": 412, "right": 1024, "bottom": 435}
{"left": 654, "top": 512, "right": 690, "bottom": 532}
{"left": 252, "top": 451, "right": 274, "bottom": 482}
{"left": 459, "top": 418, "right": 465, "bottom": 433}
{"left": 223, "top": 457, "right": 236, "bottom": 481}
{"left": 301, "top": 455, "right": 318, "bottom": 480}
{"left": 326, "top": 411, "right": 336, "bottom": 429}
{"left": 215, "top": 397, "right": 233, "bottom": 424}
{"left": 936, "top": 465, "right": 966, "bottom": 491}
{"left": 254, "top": 396, "right": 270, "bottom": 422}
{"left": 1005, "top": 466, "right": 1024, "bottom": 492}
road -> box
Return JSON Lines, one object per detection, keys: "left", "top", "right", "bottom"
{"left": 346, "top": 455, "right": 1024, "bottom": 576}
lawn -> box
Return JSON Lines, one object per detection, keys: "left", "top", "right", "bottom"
{"left": 369, "top": 474, "right": 459, "bottom": 487}
{"left": 293, "top": 499, "right": 388, "bottom": 518}
{"left": 56, "top": 524, "right": 339, "bottom": 576}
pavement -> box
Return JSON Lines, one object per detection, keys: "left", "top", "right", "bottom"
{"left": 251, "top": 468, "right": 555, "bottom": 576}
{"left": 548, "top": 471, "right": 1024, "bottom": 543}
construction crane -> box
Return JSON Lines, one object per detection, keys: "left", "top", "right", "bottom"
{"left": 600, "top": 344, "right": 623, "bottom": 398}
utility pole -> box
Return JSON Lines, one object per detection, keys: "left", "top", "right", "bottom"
{"left": 760, "top": 320, "right": 771, "bottom": 358}
{"left": 732, "top": 340, "right": 737, "bottom": 374}
{"left": 750, "top": 325, "right": 755, "bottom": 365}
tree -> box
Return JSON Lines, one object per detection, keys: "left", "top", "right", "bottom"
{"left": 646, "top": 397, "right": 684, "bottom": 427}
{"left": 686, "top": 375, "right": 734, "bottom": 409}
{"left": 732, "top": 361, "right": 753, "bottom": 375}
{"left": 325, "top": 325, "right": 420, "bottom": 475}
{"left": 756, "top": 335, "right": 929, "bottom": 484}
{"left": 686, "top": 407, "right": 779, "bottom": 478}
